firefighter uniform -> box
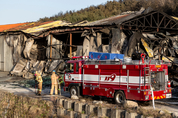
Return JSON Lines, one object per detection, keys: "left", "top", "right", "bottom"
{"left": 50, "top": 70, "right": 59, "bottom": 95}
{"left": 35, "top": 71, "right": 43, "bottom": 95}
{"left": 57, "top": 75, "right": 63, "bottom": 95}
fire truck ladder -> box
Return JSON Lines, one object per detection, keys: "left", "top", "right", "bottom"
{"left": 144, "top": 67, "right": 150, "bottom": 89}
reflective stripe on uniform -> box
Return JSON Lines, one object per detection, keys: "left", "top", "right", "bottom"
{"left": 38, "top": 80, "right": 43, "bottom": 82}
{"left": 36, "top": 76, "right": 43, "bottom": 82}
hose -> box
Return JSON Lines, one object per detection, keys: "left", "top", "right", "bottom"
{"left": 150, "top": 85, "right": 155, "bottom": 109}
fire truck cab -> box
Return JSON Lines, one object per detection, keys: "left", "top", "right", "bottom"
{"left": 64, "top": 53, "right": 172, "bottom": 104}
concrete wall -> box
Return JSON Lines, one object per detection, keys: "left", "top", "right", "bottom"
{"left": 0, "top": 35, "right": 4, "bottom": 71}
{"left": 4, "top": 36, "right": 13, "bottom": 71}
{"left": 0, "top": 35, "right": 13, "bottom": 71}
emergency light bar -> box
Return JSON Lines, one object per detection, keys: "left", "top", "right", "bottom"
{"left": 72, "top": 56, "right": 89, "bottom": 59}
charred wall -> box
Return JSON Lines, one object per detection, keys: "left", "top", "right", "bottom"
{"left": 1, "top": 27, "right": 128, "bottom": 78}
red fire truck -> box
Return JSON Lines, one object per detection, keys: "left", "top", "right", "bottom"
{"left": 63, "top": 54, "right": 172, "bottom": 104}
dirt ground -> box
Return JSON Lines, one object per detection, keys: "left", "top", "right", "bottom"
{"left": 0, "top": 72, "right": 178, "bottom": 115}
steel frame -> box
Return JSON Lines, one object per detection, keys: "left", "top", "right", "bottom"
{"left": 121, "top": 11, "right": 178, "bottom": 32}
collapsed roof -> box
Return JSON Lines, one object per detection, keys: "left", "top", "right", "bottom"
{"left": 0, "top": 9, "right": 143, "bottom": 38}
{"left": 1, "top": 7, "right": 178, "bottom": 38}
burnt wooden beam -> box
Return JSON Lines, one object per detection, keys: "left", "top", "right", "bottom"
{"left": 171, "top": 23, "right": 177, "bottom": 29}
{"left": 50, "top": 34, "right": 53, "bottom": 61}
{"left": 138, "top": 19, "right": 144, "bottom": 26}
{"left": 152, "top": 14, "right": 158, "bottom": 26}
{"left": 164, "top": 17, "right": 166, "bottom": 26}
{"left": 170, "top": 21, "right": 172, "bottom": 28}
{"left": 145, "top": 16, "right": 151, "bottom": 27}
{"left": 164, "top": 19, "right": 172, "bottom": 28}
{"left": 143, "top": 26, "right": 148, "bottom": 31}
{"left": 158, "top": 16, "right": 165, "bottom": 27}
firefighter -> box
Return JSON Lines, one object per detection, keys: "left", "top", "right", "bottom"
{"left": 50, "top": 70, "right": 58, "bottom": 95}
{"left": 32, "top": 71, "right": 37, "bottom": 94}
{"left": 57, "top": 75, "right": 63, "bottom": 95}
{"left": 34, "top": 71, "right": 43, "bottom": 95}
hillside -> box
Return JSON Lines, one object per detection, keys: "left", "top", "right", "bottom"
{"left": 38, "top": 0, "right": 178, "bottom": 23}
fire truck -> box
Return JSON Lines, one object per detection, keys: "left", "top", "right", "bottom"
{"left": 63, "top": 52, "right": 172, "bottom": 104}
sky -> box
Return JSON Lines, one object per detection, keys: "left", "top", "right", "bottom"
{"left": 0, "top": 0, "right": 112, "bottom": 25}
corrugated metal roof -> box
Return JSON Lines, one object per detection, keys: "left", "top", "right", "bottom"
{"left": 22, "top": 13, "right": 137, "bottom": 36}
{"left": 5, "top": 21, "right": 54, "bottom": 32}
{"left": 22, "top": 20, "right": 71, "bottom": 35}
{"left": 68, "top": 13, "right": 136, "bottom": 26}
{"left": 0, "top": 23, "right": 27, "bottom": 32}
{"left": 0, "top": 11, "right": 140, "bottom": 37}
{"left": 81, "top": 14, "right": 131, "bottom": 26}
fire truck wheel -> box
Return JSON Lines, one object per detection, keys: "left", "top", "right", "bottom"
{"left": 70, "top": 86, "right": 78, "bottom": 97}
{"left": 114, "top": 91, "right": 126, "bottom": 104}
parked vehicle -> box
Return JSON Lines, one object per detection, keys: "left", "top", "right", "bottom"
{"left": 64, "top": 52, "right": 172, "bottom": 104}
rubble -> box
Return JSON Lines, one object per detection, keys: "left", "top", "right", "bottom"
{"left": 123, "top": 32, "right": 178, "bottom": 85}
{"left": 80, "top": 99, "right": 86, "bottom": 103}
{"left": 123, "top": 100, "right": 138, "bottom": 108}
{"left": 93, "top": 100, "right": 103, "bottom": 105}
{"left": 158, "top": 110, "right": 165, "bottom": 115}
{"left": 10, "top": 58, "right": 65, "bottom": 79}
{"left": 71, "top": 95, "right": 79, "bottom": 100}
{"left": 10, "top": 58, "right": 28, "bottom": 76}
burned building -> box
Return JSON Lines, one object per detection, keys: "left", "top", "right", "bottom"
{"left": 0, "top": 8, "right": 178, "bottom": 83}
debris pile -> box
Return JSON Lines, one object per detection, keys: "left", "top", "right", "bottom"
{"left": 125, "top": 32, "right": 178, "bottom": 85}
{"left": 7, "top": 35, "right": 66, "bottom": 79}
{"left": 10, "top": 59, "right": 65, "bottom": 79}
